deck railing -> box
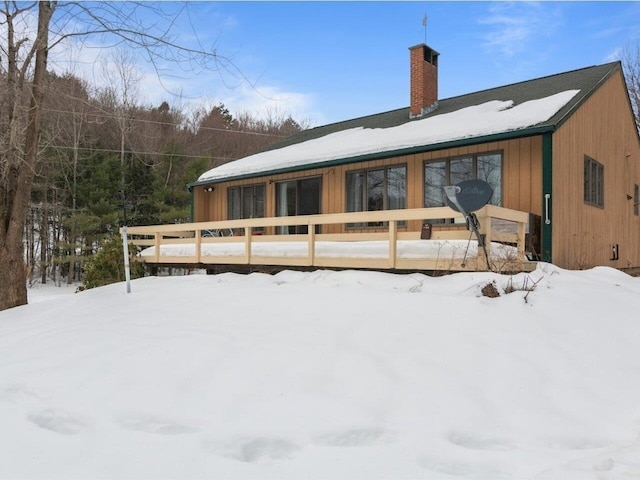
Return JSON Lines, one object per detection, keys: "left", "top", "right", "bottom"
{"left": 121, "top": 205, "right": 533, "bottom": 272}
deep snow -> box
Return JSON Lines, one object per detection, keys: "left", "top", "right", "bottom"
{"left": 2, "top": 264, "right": 640, "bottom": 479}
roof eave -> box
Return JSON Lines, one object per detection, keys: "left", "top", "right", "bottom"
{"left": 188, "top": 125, "right": 555, "bottom": 187}
{"left": 553, "top": 62, "right": 621, "bottom": 130}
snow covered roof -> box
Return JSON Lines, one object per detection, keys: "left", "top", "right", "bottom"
{"left": 194, "top": 62, "right": 620, "bottom": 185}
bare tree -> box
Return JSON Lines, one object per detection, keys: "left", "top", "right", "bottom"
{"left": 622, "top": 42, "right": 640, "bottom": 130}
{"left": 0, "top": 2, "right": 231, "bottom": 311}
{"left": 99, "top": 47, "right": 142, "bottom": 224}
{"left": 1, "top": 1, "right": 54, "bottom": 310}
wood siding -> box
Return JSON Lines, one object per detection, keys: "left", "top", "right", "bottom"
{"left": 193, "top": 137, "right": 544, "bottom": 236}
{"left": 552, "top": 69, "right": 640, "bottom": 269}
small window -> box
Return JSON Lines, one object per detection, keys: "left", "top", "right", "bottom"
{"left": 634, "top": 184, "right": 639, "bottom": 216}
{"left": 584, "top": 156, "right": 604, "bottom": 208}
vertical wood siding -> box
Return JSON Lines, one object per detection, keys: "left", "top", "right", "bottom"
{"left": 552, "top": 69, "right": 640, "bottom": 269}
{"left": 193, "top": 136, "right": 545, "bottom": 236}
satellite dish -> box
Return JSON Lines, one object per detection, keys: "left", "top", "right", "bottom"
{"left": 444, "top": 179, "right": 493, "bottom": 214}
{"left": 442, "top": 179, "right": 495, "bottom": 270}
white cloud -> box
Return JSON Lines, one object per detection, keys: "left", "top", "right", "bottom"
{"left": 50, "top": 45, "right": 319, "bottom": 125}
{"left": 605, "top": 46, "right": 623, "bottom": 64}
{"left": 478, "top": 2, "right": 563, "bottom": 57}
{"left": 46, "top": 16, "right": 318, "bottom": 125}
{"left": 212, "top": 83, "right": 319, "bottom": 125}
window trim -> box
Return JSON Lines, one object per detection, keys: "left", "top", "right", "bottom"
{"left": 634, "top": 184, "right": 639, "bottom": 216}
{"left": 344, "top": 163, "right": 407, "bottom": 229}
{"left": 583, "top": 155, "right": 604, "bottom": 208}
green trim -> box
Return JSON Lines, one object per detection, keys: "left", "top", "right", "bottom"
{"left": 541, "top": 133, "right": 553, "bottom": 263}
{"left": 188, "top": 125, "right": 554, "bottom": 187}
{"left": 189, "top": 186, "right": 194, "bottom": 222}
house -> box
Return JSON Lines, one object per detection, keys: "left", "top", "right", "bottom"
{"left": 134, "top": 44, "right": 640, "bottom": 272}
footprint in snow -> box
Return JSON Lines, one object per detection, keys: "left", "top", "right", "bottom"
{"left": 448, "top": 431, "right": 517, "bottom": 451}
{"left": 28, "top": 409, "right": 88, "bottom": 435}
{"left": 118, "top": 414, "right": 200, "bottom": 435}
{"left": 205, "top": 437, "right": 301, "bottom": 463}
{"left": 315, "top": 427, "right": 397, "bottom": 447}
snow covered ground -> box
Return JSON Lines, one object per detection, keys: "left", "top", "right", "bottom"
{"left": 2, "top": 264, "right": 640, "bottom": 479}
{"left": 26, "top": 282, "right": 78, "bottom": 304}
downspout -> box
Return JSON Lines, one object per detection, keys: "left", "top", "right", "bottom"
{"left": 541, "top": 133, "right": 553, "bottom": 263}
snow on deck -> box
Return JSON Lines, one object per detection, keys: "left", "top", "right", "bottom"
{"left": 139, "top": 239, "right": 518, "bottom": 260}
{"left": 198, "top": 90, "right": 580, "bottom": 182}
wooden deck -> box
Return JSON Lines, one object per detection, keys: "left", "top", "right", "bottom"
{"left": 122, "top": 205, "right": 537, "bottom": 273}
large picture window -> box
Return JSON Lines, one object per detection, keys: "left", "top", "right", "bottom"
{"left": 424, "top": 153, "right": 502, "bottom": 209}
{"left": 584, "top": 156, "right": 604, "bottom": 208}
{"left": 228, "top": 184, "right": 265, "bottom": 231}
{"left": 346, "top": 165, "right": 406, "bottom": 227}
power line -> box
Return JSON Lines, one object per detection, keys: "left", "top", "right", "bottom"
{"left": 46, "top": 144, "right": 237, "bottom": 162}
{"left": 40, "top": 107, "right": 291, "bottom": 138}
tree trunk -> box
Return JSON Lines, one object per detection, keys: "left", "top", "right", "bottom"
{"left": 0, "top": 2, "right": 54, "bottom": 311}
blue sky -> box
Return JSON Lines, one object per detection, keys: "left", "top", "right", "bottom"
{"left": 64, "top": 2, "right": 640, "bottom": 126}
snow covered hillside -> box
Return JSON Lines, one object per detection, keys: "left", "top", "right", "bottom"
{"left": 2, "top": 264, "right": 640, "bottom": 479}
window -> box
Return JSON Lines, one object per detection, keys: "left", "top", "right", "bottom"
{"left": 424, "top": 153, "right": 502, "bottom": 221}
{"left": 635, "top": 184, "right": 639, "bottom": 216}
{"left": 346, "top": 165, "right": 406, "bottom": 227}
{"left": 276, "top": 177, "right": 321, "bottom": 234}
{"left": 584, "top": 156, "right": 604, "bottom": 207}
{"left": 227, "top": 184, "right": 265, "bottom": 232}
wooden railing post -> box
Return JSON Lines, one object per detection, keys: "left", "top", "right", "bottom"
{"left": 308, "top": 223, "right": 316, "bottom": 266}
{"left": 517, "top": 220, "right": 526, "bottom": 261}
{"left": 244, "top": 227, "right": 252, "bottom": 264}
{"left": 389, "top": 220, "right": 397, "bottom": 268}
{"left": 154, "top": 233, "right": 161, "bottom": 263}
{"left": 195, "top": 229, "right": 201, "bottom": 263}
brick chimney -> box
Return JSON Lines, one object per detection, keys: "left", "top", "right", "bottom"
{"left": 409, "top": 44, "right": 439, "bottom": 118}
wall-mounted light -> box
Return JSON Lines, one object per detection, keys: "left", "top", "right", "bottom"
{"left": 611, "top": 244, "right": 619, "bottom": 261}
{"left": 204, "top": 186, "right": 214, "bottom": 193}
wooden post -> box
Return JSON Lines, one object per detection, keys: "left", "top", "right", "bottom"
{"left": 308, "top": 223, "right": 316, "bottom": 266}
{"left": 154, "top": 232, "right": 160, "bottom": 264}
{"left": 517, "top": 220, "right": 526, "bottom": 261}
{"left": 195, "top": 229, "right": 202, "bottom": 264}
{"left": 389, "top": 220, "right": 397, "bottom": 268}
{"left": 244, "top": 227, "right": 252, "bottom": 264}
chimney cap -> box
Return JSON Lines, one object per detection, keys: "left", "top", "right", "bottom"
{"left": 408, "top": 43, "right": 440, "bottom": 56}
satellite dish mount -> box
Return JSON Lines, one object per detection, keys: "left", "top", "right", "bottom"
{"left": 443, "top": 180, "right": 494, "bottom": 270}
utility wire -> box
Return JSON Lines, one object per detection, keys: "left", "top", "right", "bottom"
{"left": 45, "top": 144, "right": 237, "bottom": 162}
{"left": 40, "top": 107, "right": 291, "bottom": 138}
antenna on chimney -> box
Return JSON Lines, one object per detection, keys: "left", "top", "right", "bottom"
{"left": 422, "top": 13, "right": 428, "bottom": 44}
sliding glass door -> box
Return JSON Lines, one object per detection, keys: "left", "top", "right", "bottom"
{"left": 276, "top": 177, "right": 321, "bottom": 234}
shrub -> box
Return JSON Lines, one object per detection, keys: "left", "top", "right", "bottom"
{"left": 83, "top": 235, "right": 145, "bottom": 289}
